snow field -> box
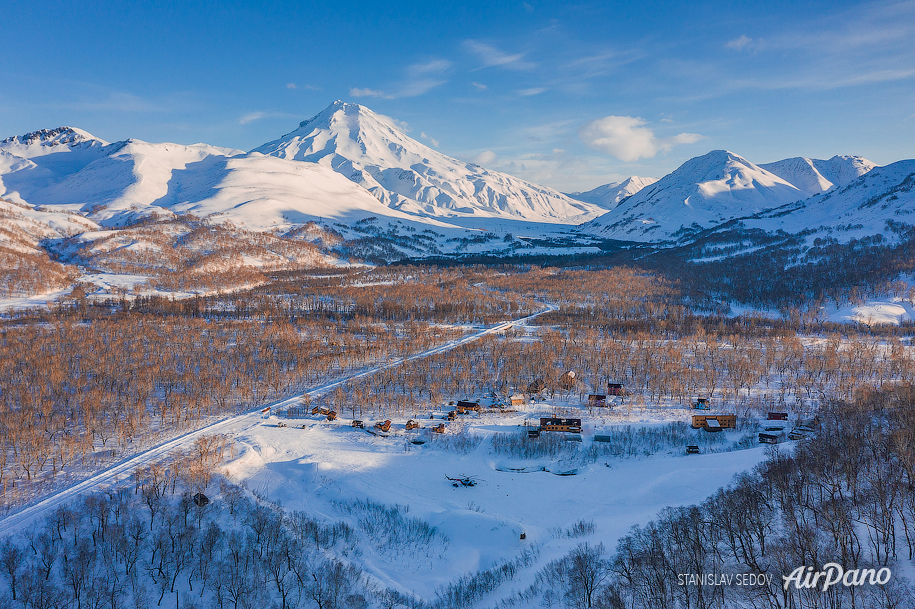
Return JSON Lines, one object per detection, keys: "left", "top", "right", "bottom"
{"left": 224, "top": 406, "right": 769, "bottom": 602}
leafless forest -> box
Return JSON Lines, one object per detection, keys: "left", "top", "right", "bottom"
{"left": 2, "top": 262, "right": 915, "bottom": 607}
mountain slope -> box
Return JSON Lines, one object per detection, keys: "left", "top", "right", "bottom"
{"left": 253, "top": 101, "right": 603, "bottom": 224}
{"left": 581, "top": 150, "right": 806, "bottom": 242}
{"left": 759, "top": 155, "right": 875, "bottom": 196}
{"left": 0, "top": 127, "right": 462, "bottom": 234}
{"left": 565, "top": 176, "right": 658, "bottom": 209}
{"left": 743, "top": 159, "right": 915, "bottom": 241}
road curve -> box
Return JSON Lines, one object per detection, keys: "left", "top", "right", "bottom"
{"left": 0, "top": 302, "right": 556, "bottom": 536}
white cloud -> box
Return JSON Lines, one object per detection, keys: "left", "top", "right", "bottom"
{"left": 463, "top": 40, "right": 536, "bottom": 70}
{"left": 726, "top": 35, "right": 753, "bottom": 50}
{"left": 472, "top": 82, "right": 488, "bottom": 91}
{"left": 579, "top": 115, "right": 702, "bottom": 162}
{"left": 518, "top": 87, "right": 547, "bottom": 96}
{"left": 238, "top": 111, "right": 267, "bottom": 125}
{"left": 420, "top": 132, "right": 440, "bottom": 147}
{"left": 472, "top": 151, "right": 497, "bottom": 165}
{"left": 350, "top": 59, "right": 450, "bottom": 100}
{"left": 407, "top": 59, "right": 452, "bottom": 76}
{"left": 286, "top": 83, "right": 297, "bottom": 89}
{"left": 350, "top": 87, "right": 394, "bottom": 99}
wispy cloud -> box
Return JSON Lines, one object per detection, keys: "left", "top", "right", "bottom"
{"left": 420, "top": 132, "right": 440, "bottom": 147}
{"left": 350, "top": 87, "right": 395, "bottom": 99}
{"left": 350, "top": 58, "right": 451, "bottom": 100}
{"left": 471, "top": 82, "right": 488, "bottom": 91}
{"left": 286, "top": 83, "right": 321, "bottom": 91}
{"left": 579, "top": 116, "right": 702, "bottom": 162}
{"left": 463, "top": 40, "right": 536, "bottom": 70}
{"left": 726, "top": 35, "right": 753, "bottom": 51}
{"left": 518, "top": 87, "right": 547, "bottom": 96}
{"left": 237, "top": 110, "right": 297, "bottom": 125}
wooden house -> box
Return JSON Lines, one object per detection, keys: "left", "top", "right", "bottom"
{"left": 759, "top": 432, "right": 781, "bottom": 444}
{"left": 607, "top": 383, "right": 625, "bottom": 396}
{"left": 527, "top": 378, "right": 546, "bottom": 394}
{"left": 456, "top": 400, "right": 482, "bottom": 414}
{"left": 767, "top": 412, "right": 789, "bottom": 421}
{"left": 588, "top": 394, "right": 607, "bottom": 407}
{"left": 539, "top": 417, "right": 582, "bottom": 433}
{"left": 691, "top": 414, "right": 737, "bottom": 431}
{"left": 351, "top": 420, "right": 364, "bottom": 428}
{"left": 509, "top": 394, "right": 525, "bottom": 407}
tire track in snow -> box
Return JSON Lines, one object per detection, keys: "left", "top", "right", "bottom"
{"left": 0, "top": 303, "right": 556, "bottom": 536}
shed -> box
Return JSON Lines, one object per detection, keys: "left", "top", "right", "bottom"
{"left": 767, "top": 412, "right": 789, "bottom": 421}
{"left": 193, "top": 493, "right": 210, "bottom": 507}
{"left": 588, "top": 394, "right": 607, "bottom": 407}
{"left": 686, "top": 445, "right": 700, "bottom": 454}
{"left": 693, "top": 398, "right": 710, "bottom": 410}
{"left": 759, "top": 433, "right": 781, "bottom": 444}
{"left": 607, "top": 383, "right": 625, "bottom": 396}
{"left": 509, "top": 394, "right": 525, "bottom": 407}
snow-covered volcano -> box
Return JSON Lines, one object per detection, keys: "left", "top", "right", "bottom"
{"left": 253, "top": 101, "right": 603, "bottom": 224}
{"left": 759, "top": 155, "right": 875, "bottom": 196}
{"left": 581, "top": 150, "right": 806, "bottom": 242}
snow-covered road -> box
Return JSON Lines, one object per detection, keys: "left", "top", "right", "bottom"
{"left": 0, "top": 303, "right": 556, "bottom": 536}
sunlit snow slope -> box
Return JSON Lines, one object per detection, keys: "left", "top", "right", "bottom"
{"left": 565, "top": 176, "right": 658, "bottom": 209}
{"left": 581, "top": 150, "right": 806, "bottom": 242}
{"left": 253, "top": 101, "right": 604, "bottom": 224}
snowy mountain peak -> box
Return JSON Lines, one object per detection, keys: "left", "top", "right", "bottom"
{"left": 582, "top": 149, "right": 805, "bottom": 241}
{"left": 0, "top": 127, "right": 108, "bottom": 156}
{"left": 254, "top": 101, "right": 604, "bottom": 224}
{"left": 566, "top": 176, "right": 659, "bottom": 209}
{"left": 759, "top": 154, "right": 875, "bottom": 195}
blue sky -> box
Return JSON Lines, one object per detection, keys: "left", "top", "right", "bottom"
{"left": 2, "top": 0, "right": 913, "bottom": 191}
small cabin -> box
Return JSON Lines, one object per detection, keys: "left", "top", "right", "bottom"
{"left": 447, "top": 410, "right": 457, "bottom": 420}
{"left": 312, "top": 405, "right": 322, "bottom": 415}
{"left": 352, "top": 420, "right": 364, "bottom": 428}
{"left": 193, "top": 493, "right": 210, "bottom": 507}
{"left": 326, "top": 411, "right": 337, "bottom": 421}
{"left": 767, "top": 412, "right": 789, "bottom": 421}
{"left": 693, "top": 398, "right": 710, "bottom": 410}
{"left": 691, "top": 414, "right": 737, "bottom": 431}
{"left": 432, "top": 423, "right": 445, "bottom": 434}
{"left": 456, "top": 400, "right": 482, "bottom": 414}
{"left": 607, "top": 383, "right": 625, "bottom": 396}
{"left": 759, "top": 433, "right": 781, "bottom": 445}
{"left": 539, "top": 417, "right": 582, "bottom": 433}
{"left": 374, "top": 420, "right": 392, "bottom": 432}
{"left": 405, "top": 419, "right": 419, "bottom": 430}
{"left": 559, "top": 371, "right": 577, "bottom": 391}
{"left": 509, "top": 394, "right": 525, "bottom": 407}
{"left": 588, "top": 394, "right": 607, "bottom": 407}
{"left": 527, "top": 378, "right": 546, "bottom": 394}
{"left": 686, "top": 445, "right": 700, "bottom": 455}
